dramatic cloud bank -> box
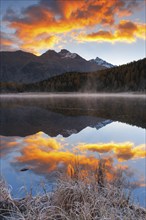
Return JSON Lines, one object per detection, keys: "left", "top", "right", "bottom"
{"left": 77, "top": 21, "right": 146, "bottom": 43}
{"left": 1, "top": 0, "right": 145, "bottom": 54}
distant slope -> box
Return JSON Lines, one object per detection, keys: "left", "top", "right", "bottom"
{"left": 0, "top": 49, "right": 105, "bottom": 83}
{"left": 1, "top": 58, "right": 145, "bottom": 92}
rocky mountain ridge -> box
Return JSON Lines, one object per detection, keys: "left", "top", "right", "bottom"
{"left": 0, "top": 49, "right": 112, "bottom": 83}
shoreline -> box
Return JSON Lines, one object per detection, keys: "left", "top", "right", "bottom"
{"left": 0, "top": 92, "right": 146, "bottom": 98}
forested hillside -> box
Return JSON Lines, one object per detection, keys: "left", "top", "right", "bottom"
{"left": 1, "top": 58, "right": 146, "bottom": 92}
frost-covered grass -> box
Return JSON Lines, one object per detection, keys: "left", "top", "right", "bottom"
{"left": 0, "top": 161, "right": 146, "bottom": 220}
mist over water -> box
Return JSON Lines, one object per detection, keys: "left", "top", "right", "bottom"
{"left": 0, "top": 92, "right": 146, "bottom": 99}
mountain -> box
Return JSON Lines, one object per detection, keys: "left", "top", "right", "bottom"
{"left": 2, "top": 58, "right": 144, "bottom": 93}
{"left": 89, "top": 57, "right": 114, "bottom": 68}
{"left": 1, "top": 50, "right": 145, "bottom": 92}
{"left": 0, "top": 49, "right": 105, "bottom": 83}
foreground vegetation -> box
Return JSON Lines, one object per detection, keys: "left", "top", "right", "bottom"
{"left": 1, "top": 58, "right": 146, "bottom": 93}
{"left": 0, "top": 160, "right": 146, "bottom": 220}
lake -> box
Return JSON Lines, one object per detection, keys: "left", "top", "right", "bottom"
{"left": 0, "top": 93, "right": 146, "bottom": 207}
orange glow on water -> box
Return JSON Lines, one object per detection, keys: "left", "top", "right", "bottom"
{"left": 0, "top": 132, "right": 145, "bottom": 186}
{"left": 78, "top": 142, "right": 146, "bottom": 161}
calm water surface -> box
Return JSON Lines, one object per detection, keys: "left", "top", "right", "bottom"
{"left": 0, "top": 94, "right": 146, "bottom": 206}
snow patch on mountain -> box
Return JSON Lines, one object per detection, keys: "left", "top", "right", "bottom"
{"left": 59, "top": 49, "right": 77, "bottom": 59}
{"left": 93, "top": 120, "right": 112, "bottom": 130}
{"left": 90, "top": 57, "right": 114, "bottom": 68}
{"left": 62, "top": 52, "right": 77, "bottom": 59}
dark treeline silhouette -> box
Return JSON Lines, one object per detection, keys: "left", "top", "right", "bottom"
{"left": 1, "top": 58, "right": 146, "bottom": 92}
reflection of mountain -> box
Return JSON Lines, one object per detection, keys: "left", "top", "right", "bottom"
{"left": 0, "top": 95, "right": 145, "bottom": 137}
{"left": 0, "top": 106, "right": 109, "bottom": 137}
{"left": 93, "top": 120, "right": 112, "bottom": 130}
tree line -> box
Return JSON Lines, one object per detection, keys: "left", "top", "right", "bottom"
{"left": 1, "top": 58, "right": 146, "bottom": 92}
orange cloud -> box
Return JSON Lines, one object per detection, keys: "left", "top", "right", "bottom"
{"left": 1, "top": 38, "right": 13, "bottom": 46}
{"left": 1, "top": 133, "right": 145, "bottom": 163}
{"left": 12, "top": 132, "right": 97, "bottom": 173}
{"left": 116, "top": 20, "right": 146, "bottom": 41}
{"left": 0, "top": 133, "right": 108, "bottom": 178}
{"left": 0, "top": 136, "right": 19, "bottom": 156}
{"left": 0, "top": 31, "right": 19, "bottom": 51}
{"left": 1, "top": 0, "right": 145, "bottom": 54}
{"left": 13, "top": 140, "right": 141, "bottom": 184}
{"left": 77, "top": 21, "right": 146, "bottom": 43}
{"left": 78, "top": 142, "right": 146, "bottom": 161}
{"left": 15, "top": 143, "right": 99, "bottom": 175}
{"left": 15, "top": 142, "right": 118, "bottom": 183}
{"left": 20, "top": 35, "right": 59, "bottom": 55}
{"left": 24, "top": 131, "right": 62, "bottom": 151}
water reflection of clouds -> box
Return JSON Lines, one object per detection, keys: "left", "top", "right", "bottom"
{"left": 0, "top": 136, "right": 22, "bottom": 156}
{"left": 1, "top": 131, "right": 145, "bottom": 188}
{"left": 77, "top": 142, "right": 146, "bottom": 161}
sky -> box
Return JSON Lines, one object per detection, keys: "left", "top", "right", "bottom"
{"left": 0, "top": 0, "right": 146, "bottom": 65}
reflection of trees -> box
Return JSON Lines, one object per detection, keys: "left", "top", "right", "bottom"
{"left": 0, "top": 96, "right": 145, "bottom": 137}
{"left": 2, "top": 96, "right": 145, "bottom": 124}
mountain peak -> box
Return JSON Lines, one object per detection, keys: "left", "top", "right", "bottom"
{"left": 15, "top": 50, "right": 24, "bottom": 53}
{"left": 90, "top": 57, "right": 114, "bottom": 68}
{"left": 59, "top": 49, "right": 77, "bottom": 59}
{"left": 43, "top": 49, "right": 57, "bottom": 55}
{"left": 59, "top": 49, "right": 70, "bottom": 54}
{"left": 40, "top": 49, "right": 59, "bottom": 59}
